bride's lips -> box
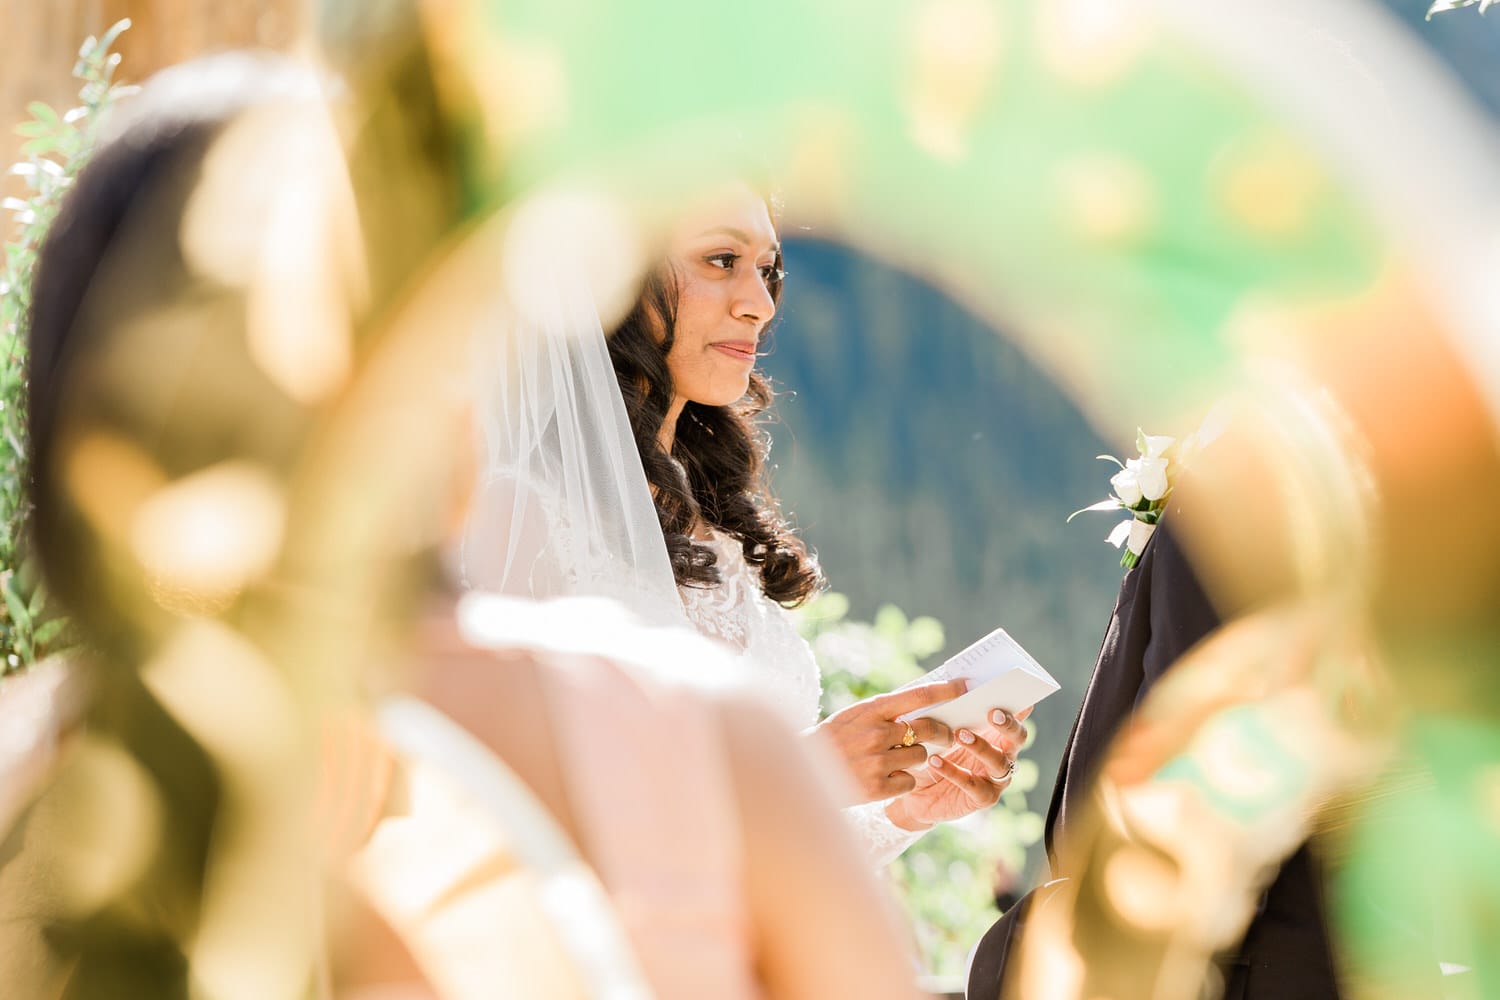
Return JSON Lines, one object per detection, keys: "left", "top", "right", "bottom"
{"left": 711, "top": 341, "right": 758, "bottom": 363}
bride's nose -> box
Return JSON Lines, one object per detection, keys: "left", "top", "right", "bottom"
{"left": 731, "top": 270, "right": 776, "bottom": 326}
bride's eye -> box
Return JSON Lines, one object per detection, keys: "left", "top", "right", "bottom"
{"left": 705, "top": 252, "right": 738, "bottom": 271}
{"left": 758, "top": 262, "right": 786, "bottom": 286}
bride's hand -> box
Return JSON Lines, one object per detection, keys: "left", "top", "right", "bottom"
{"left": 808, "top": 679, "right": 968, "bottom": 805}
{"left": 884, "top": 708, "right": 1031, "bottom": 832}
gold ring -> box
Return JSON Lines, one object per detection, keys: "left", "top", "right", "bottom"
{"left": 900, "top": 724, "right": 917, "bottom": 748}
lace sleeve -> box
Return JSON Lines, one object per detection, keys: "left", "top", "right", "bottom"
{"left": 676, "top": 533, "right": 929, "bottom": 869}
{"left": 845, "top": 799, "right": 926, "bottom": 869}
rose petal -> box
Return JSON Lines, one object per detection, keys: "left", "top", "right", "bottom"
{"left": 1134, "top": 456, "right": 1169, "bottom": 501}
{"left": 1141, "top": 433, "right": 1175, "bottom": 459}
{"left": 1110, "top": 467, "right": 1143, "bottom": 506}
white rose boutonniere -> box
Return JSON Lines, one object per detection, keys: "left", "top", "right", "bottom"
{"left": 1070, "top": 429, "right": 1184, "bottom": 569}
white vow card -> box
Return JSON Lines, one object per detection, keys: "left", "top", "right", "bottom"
{"left": 896, "top": 628, "right": 1060, "bottom": 743}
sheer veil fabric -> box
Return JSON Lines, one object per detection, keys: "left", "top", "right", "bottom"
{"left": 456, "top": 191, "right": 689, "bottom": 632}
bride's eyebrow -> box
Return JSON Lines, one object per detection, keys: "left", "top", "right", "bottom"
{"left": 696, "top": 225, "right": 780, "bottom": 256}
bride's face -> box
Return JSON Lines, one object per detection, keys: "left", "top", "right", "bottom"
{"left": 661, "top": 185, "right": 782, "bottom": 408}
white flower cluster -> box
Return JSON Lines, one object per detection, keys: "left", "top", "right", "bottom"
{"left": 1070, "top": 430, "right": 1182, "bottom": 569}
{"left": 1108, "top": 432, "right": 1174, "bottom": 507}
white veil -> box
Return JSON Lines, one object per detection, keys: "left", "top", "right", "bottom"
{"left": 456, "top": 191, "right": 690, "bottom": 631}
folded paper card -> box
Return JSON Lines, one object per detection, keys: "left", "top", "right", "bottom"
{"left": 896, "top": 628, "right": 1060, "bottom": 743}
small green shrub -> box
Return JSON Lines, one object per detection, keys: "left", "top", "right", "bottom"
{"left": 1, "top": 20, "right": 135, "bottom": 677}
{"left": 795, "top": 592, "right": 1044, "bottom": 980}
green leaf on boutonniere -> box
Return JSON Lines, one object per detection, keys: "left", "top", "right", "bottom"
{"left": 1136, "top": 427, "right": 1149, "bottom": 457}
{"left": 1068, "top": 498, "right": 1121, "bottom": 522}
{"left": 1427, "top": 0, "right": 1479, "bottom": 18}
{"left": 1096, "top": 454, "right": 1124, "bottom": 469}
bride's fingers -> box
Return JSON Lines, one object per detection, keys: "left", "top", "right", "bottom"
{"left": 880, "top": 768, "right": 919, "bottom": 797}
{"left": 883, "top": 716, "right": 951, "bottom": 749}
{"left": 987, "top": 756, "right": 1017, "bottom": 786}
{"left": 928, "top": 755, "right": 1004, "bottom": 804}
{"left": 883, "top": 744, "right": 930, "bottom": 774}
{"left": 861, "top": 748, "right": 928, "bottom": 798}
{"left": 980, "top": 709, "right": 1029, "bottom": 753}
{"left": 865, "top": 679, "right": 969, "bottom": 719}
{"left": 952, "top": 728, "right": 1017, "bottom": 782}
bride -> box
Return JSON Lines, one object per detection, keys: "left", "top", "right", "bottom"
{"left": 462, "top": 182, "right": 1028, "bottom": 863}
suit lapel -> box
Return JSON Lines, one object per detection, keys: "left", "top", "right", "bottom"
{"left": 1043, "top": 532, "right": 1157, "bottom": 863}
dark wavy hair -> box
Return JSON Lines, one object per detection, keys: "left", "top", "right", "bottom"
{"left": 606, "top": 258, "right": 824, "bottom": 608}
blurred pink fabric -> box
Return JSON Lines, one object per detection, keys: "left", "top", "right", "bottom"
{"left": 549, "top": 652, "right": 760, "bottom": 1000}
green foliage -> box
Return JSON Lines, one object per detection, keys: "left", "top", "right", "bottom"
{"left": 0, "top": 20, "right": 135, "bottom": 677}
{"left": 795, "top": 593, "right": 1044, "bottom": 980}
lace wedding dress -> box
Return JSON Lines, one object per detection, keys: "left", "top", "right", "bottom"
{"left": 678, "top": 532, "right": 922, "bottom": 868}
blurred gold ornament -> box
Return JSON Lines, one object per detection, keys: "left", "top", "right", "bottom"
{"left": 38, "top": 734, "right": 164, "bottom": 915}
{"left": 144, "top": 620, "right": 318, "bottom": 1000}
{"left": 1101, "top": 844, "right": 1187, "bottom": 933}
{"left": 183, "top": 102, "right": 363, "bottom": 404}
{"left": 64, "top": 431, "right": 168, "bottom": 545}
{"left": 1014, "top": 920, "right": 1086, "bottom": 1000}
{"left": 141, "top": 620, "right": 302, "bottom": 774}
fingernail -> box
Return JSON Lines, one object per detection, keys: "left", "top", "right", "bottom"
{"left": 958, "top": 729, "right": 976, "bottom": 745}
{"left": 991, "top": 709, "right": 1008, "bottom": 726}
{"left": 930, "top": 756, "right": 943, "bottom": 768}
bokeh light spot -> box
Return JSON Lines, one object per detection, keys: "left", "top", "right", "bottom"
{"left": 144, "top": 621, "right": 316, "bottom": 1000}
{"left": 129, "top": 461, "right": 285, "bottom": 614}
{"left": 500, "top": 188, "right": 647, "bottom": 335}
{"left": 904, "top": 0, "right": 1004, "bottom": 161}
{"left": 42, "top": 735, "right": 163, "bottom": 915}
{"left": 63, "top": 431, "right": 168, "bottom": 544}
{"left": 1102, "top": 844, "right": 1183, "bottom": 932}
{"left": 182, "top": 104, "right": 361, "bottom": 404}
{"left": 1037, "top": 0, "right": 1155, "bottom": 89}
{"left": 245, "top": 166, "right": 357, "bottom": 405}
{"left": 1058, "top": 154, "right": 1156, "bottom": 247}
{"left": 1477, "top": 764, "right": 1500, "bottom": 838}
{"left": 1214, "top": 132, "right": 1325, "bottom": 240}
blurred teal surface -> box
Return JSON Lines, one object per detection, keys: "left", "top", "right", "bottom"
{"left": 762, "top": 237, "right": 1122, "bottom": 878}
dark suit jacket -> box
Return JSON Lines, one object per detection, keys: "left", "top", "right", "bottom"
{"left": 967, "top": 518, "right": 1343, "bottom": 1000}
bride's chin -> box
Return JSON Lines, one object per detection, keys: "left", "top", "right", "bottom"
{"left": 697, "top": 380, "right": 752, "bottom": 409}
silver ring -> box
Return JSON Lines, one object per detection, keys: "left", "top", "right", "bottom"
{"left": 990, "top": 759, "right": 1016, "bottom": 784}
